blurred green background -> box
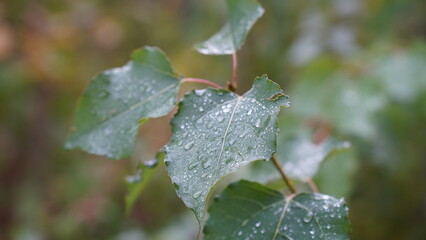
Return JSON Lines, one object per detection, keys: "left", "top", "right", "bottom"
{"left": 1, "top": 0, "right": 425, "bottom": 239}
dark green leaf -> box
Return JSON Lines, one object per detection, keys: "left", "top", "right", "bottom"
{"left": 65, "top": 47, "right": 181, "bottom": 159}
{"left": 165, "top": 75, "right": 289, "bottom": 222}
{"left": 195, "top": 0, "right": 264, "bottom": 55}
{"left": 204, "top": 180, "right": 351, "bottom": 240}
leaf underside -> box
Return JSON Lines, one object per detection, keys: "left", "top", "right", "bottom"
{"left": 204, "top": 180, "right": 351, "bottom": 240}
{"left": 65, "top": 46, "right": 180, "bottom": 159}
{"left": 195, "top": 0, "right": 264, "bottom": 55}
{"left": 164, "top": 75, "right": 290, "bottom": 222}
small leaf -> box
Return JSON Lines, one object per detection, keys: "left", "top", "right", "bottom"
{"left": 65, "top": 47, "right": 181, "bottom": 159}
{"left": 278, "top": 137, "right": 351, "bottom": 181}
{"left": 195, "top": 0, "right": 264, "bottom": 55}
{"left": 125, "top": 151, "right": 164, "bottom": 215}
{"left": 164, "top": 75, "right": 290, "bottom": 222}
{"left": 204, "top": 180, "right": 351, "bottom": 240}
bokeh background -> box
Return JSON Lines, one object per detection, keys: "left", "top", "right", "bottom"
{"left": 1, "top": 0, "right": 426, "bottom": 239}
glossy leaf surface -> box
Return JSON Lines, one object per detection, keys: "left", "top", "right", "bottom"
{"left": 65, "top": 47, "right": 180, "bottom": 159}
{"left": 165, "top": 76, "right": 289, "bottom": 222}
{"left": 195, "top": 0, "right": 264, "bottom": 55}
{"left": 204, "top": 180, "right": 351, "bottom": 240}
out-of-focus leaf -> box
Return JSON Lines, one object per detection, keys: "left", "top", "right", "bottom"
{"left": 315, "top": 149, "right": 358, "bottom": 198}
{"left": 195, "top": 0, "right": 264, "bottom": 55}
{"left": 278, "top": 137, "right": 351, "bottom": 181}
{"left": 165, "top": 76, "right": 290, "bottom": 222}
{"left": 204, "top": 180, "right": 351, "bottom": 240}
{"left": 65, "top": 47, "right": 181, "bottom": 159}
{"left": 125, "top": 151, "right": 164, "bottom": 215}
{"left": 372, "top": 44, "right": 426, "bottom": 103}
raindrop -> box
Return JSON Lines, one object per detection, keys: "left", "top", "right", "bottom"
{"left": 144, "top": 159, "right": 158, "bottom": 168}
{"left": 255, "top": 119, "right": 261, "bottom": 128}
{"left": 247, "top": 109, "right": 252, "bottom": 115}
{"left": 237, "top": 231, "right": 243, "bottom": 236}
{"left": 255, "top": 221, "right": 262, "bottom": 227}
{"left": 184, "top": 141, "right": 194, "bottom": 150}
{"left": 193, "top": 191, "right": 202, "bottom": 199}
{"left": 217, "top": 116, "right": 225, "bottom": 123}
{"left": 188, "top": 162, "right": 198, "bottom": 170}
{"left": 199, "top": 106, "right": 204, "bottom": 112}
{"left": 303, "top": 212, "right": 314, "bottom": 223}
{"left": 201, "top": 173, "right": 209, "bottom": 179}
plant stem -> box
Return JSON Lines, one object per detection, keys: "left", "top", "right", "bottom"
{"left": 306, "top": 178, "right": 319, "bottom": 193}
{"left": 182, "top": 78, "right": 223, "bottom": 89}
{"left": 271, "top": 155, "right": 297, "bottom": 193}
{"left": 231, "top": 52, "right": 238, "bottom": 89}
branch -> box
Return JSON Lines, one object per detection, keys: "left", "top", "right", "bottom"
{"left": 182, "top": 78, "right": 223, "bottom": 89}
{"left": 271, "top": 155, "right": 297, "bottom": 193}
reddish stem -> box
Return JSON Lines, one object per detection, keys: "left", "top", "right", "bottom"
{"left": 182, "top": 78, "right": 222, "bottom": 89}
{"left": 306, "top": 178, "right": 319, "bottom": 193}
{"left": 272, "top": 155, "right": 297, "bottom": 193}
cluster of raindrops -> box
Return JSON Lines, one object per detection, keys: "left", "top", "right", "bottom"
{"left": 165, "top": 83, "right": 289, "bottom": 220}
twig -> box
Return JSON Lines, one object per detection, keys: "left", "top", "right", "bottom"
{"left": 271, "top": 155, "right": 297, "bottom": 193}
{"left": 231, "top": 52, "right": 238, "bottom": 89}
{"left": 182, "top": 78, "right": 223, "bottom": 89}
{"left": 306, "top": 178, "right": 319, "bottom": 193}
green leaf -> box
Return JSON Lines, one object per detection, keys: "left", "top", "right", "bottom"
{"left": 278, "top": 137, "right": 351, "bottom": 181}
{"left": 204, "top": 180, "right": 351, "bottom": 240}
{"left": 164, "top": 75, "right": 289, "bottom": 222}
{"left": 65, "top": 47, "right": 181, "bottom": 159}
{"left": 195, "top": 0, "right": 264, "bottom": 55}
{"left": 125, "top": 151, "right": 164, "bottom": 215}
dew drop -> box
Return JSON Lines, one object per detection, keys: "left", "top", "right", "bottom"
{"left": 201, "top": 173, "right": 209, "bottom": 179}
{"left": 193, "top": 191, "right": 202, "bottom": 199}
{"left": 237, "top": 231, "right": 243, "bottom": 236}
{"left": 184, "top": 141, "right": 194, "bottom": 150}
{"left": 199, "top": 106, "right": 204, "bottom": 112}
{"left": 255, "top": 221, "right": 262, "bottom": 227}
{"left": 255, "top": 119, "right": 261, "bottom": 128}
{"left": 303, "top": 212, "right": 314, "bottom": 223}
{"left": 217, "top": 116, "right": 225, "bottom": 123}
{"left": 188, "top": 162, "right": 198, "bottom": 170}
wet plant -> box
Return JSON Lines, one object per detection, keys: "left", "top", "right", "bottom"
{"left": 65, "top": 0, "right": 351, "bottom": 239}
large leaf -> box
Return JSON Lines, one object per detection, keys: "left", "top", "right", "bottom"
{"left": 65, "top": 47, "right": 181, "bottom": 159}
{"left": 195, "top": 0, "right": 264, "bottom": 55}
{"left": 204, "top": 180, "right": 351, "bottom": 240}
{"left": 164, "top": 75, "right": 290, "bottom": 222}
{"left": 278, "top": 136, "right": 351, "bottom": 181}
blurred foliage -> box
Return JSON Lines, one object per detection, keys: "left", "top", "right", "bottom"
{"left": 0, "top": 0, "right": 425, "bottom": 239}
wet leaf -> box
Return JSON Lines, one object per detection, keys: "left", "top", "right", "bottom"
{"left": 204, "top": 180, "right": 351, "bottom": 240}
{"left": 125, "top": 151, "right": 164, "bottom": 215}
{"left": 164, "top": 75, "right": 290, "bottom": 222}
{"left": 278, "top": 137, "right": 351, "bottom": 181}
{"left": 65, "top": 47, "right": 181, "bottom": 159}
{"left": 195, "top": 0, "right": 264, "bottom": 55}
